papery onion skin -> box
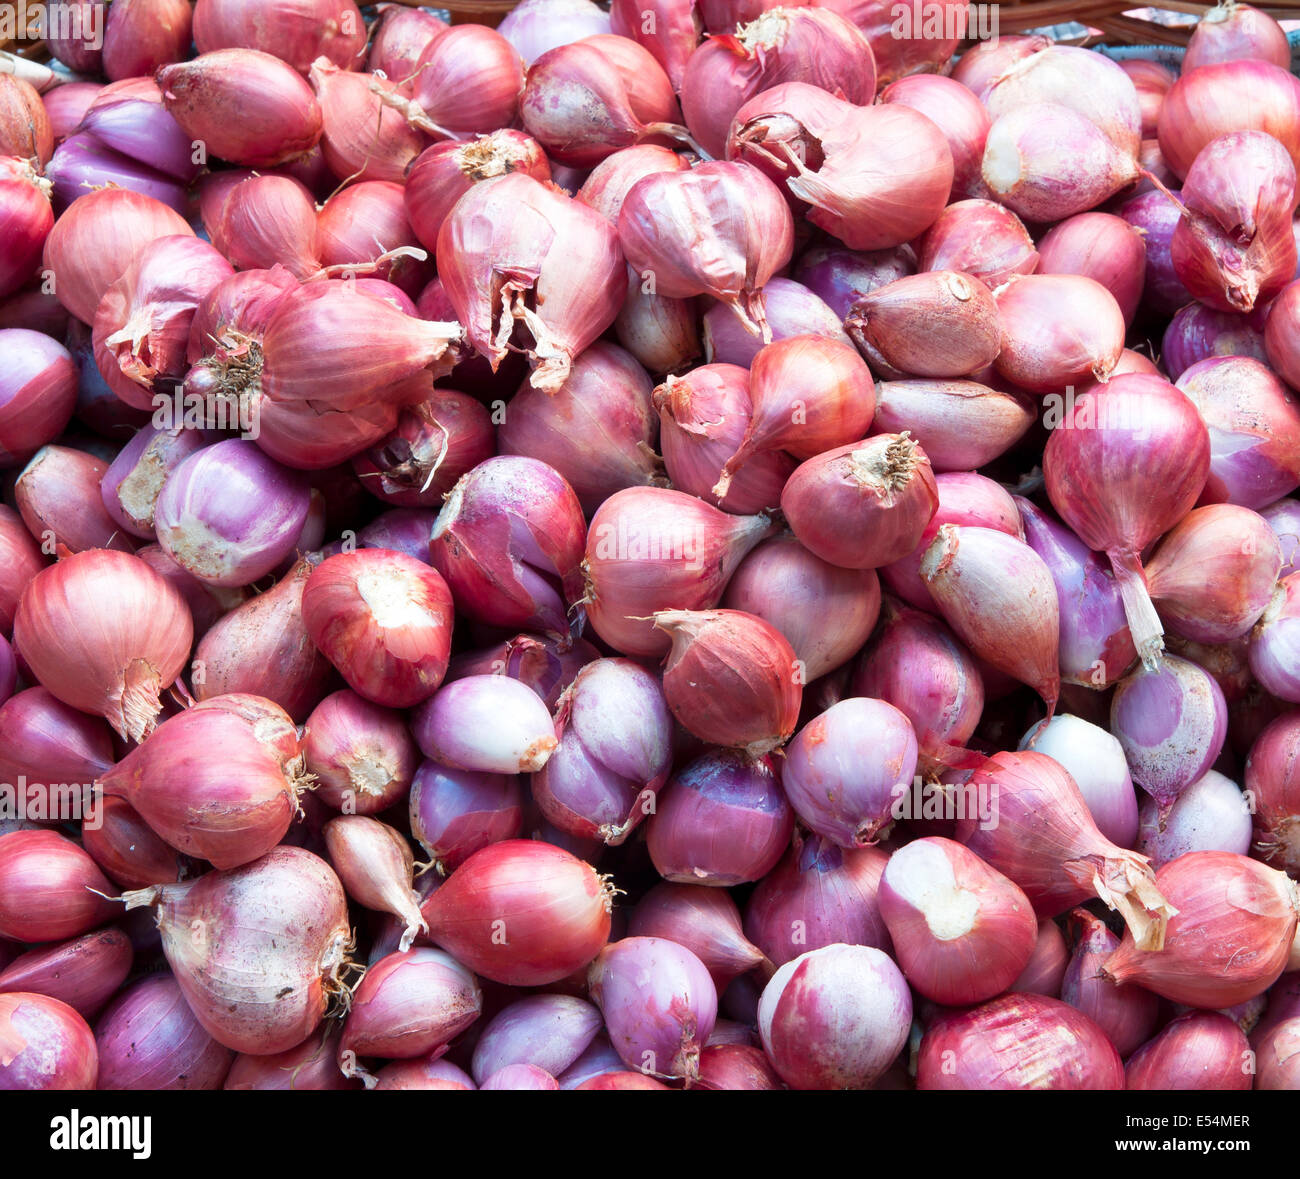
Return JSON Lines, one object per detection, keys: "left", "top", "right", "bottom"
{"left": 337, "top": 947, "right": 481, "bottom": 1084}
{"left": 1145, "top": 504, "right": 1282, "bottom": 642}
{"left": 0, "top": 992, "right": 98, "bottom": 1090}
{"left": 628, "top": 882, "right": 765, "bottom": 991}
{"left": 411, "top": 675, "right": 557, "bottom": 775}
{"left": 722, "top": 533, "right": 880, "bottom": 682}
{"left": 880, "top": 74, "right": 989, "bottom": 198}
{"left": 1126, "top": 1010, "right": 1252, "bottom": 1091}
{"left": 619, "top": 161, "right": 794, "bottom": 340}
{"left": 1036, "top": 213, "right": 1147, "bottom": 326}
{"left": 301, "top": 549, "right": 454, "bottom": 709}
{"left": 917, "top": 993, "right": 1123, "bottom": 1091}
{"left": 582, "top": 486, "right": 773, "bottom": 657}
{"left": 127, "top": 846, "right": 353, "bottom": 1055}
{"left": 1103, "top": 851, "right": 1299, "bottom": 1009}
{"left": 703, "top": 278, "right": 850, "bottom": 370}
{"left": 419, "top": 840, "right": 612, "bottom": 987}
{"left": 853, "top": 598, "right": 984, "bottom": 775}
{"left": 1245, "top": 712, "right": 1300, "bottom": 875}
{"left": 1158, "top": 59, "right": 1300, "bottom": 179}
{"left": 309, "top": 60, "right": 426, "bottom": 184}
{"left": 81, "top": 796, "right": 187, "bottom": 891}
{"left": 224, "top": 1024, "right": 355, "bottom": 1090}
{"left": 301, "top": 689, "right": 418, "bottom": 815}
{"left": 0, "top": 830, "right": 118, "bottom": 944}
{"left": 782, "top": 435, "right": 939, "bottom": 572}
{"left": 793, "top": 244, "right": 915, "bottom": 320}
{"left": 15, "top": 446, "right": 133, "bottom": 556}
{"left": 409, "top": 762, "right": 524, "bottom": 874}
{"left": 95, "top": 972, "right": 234, "bottom": 1091}
{"left": 157, "top": 49, "right": 324, "bottom": 168}
{"left": 324, "top": 816, "right": 426, "bottom": 952}
{"left": 437, "top": 172, "right": 624, "bottom": 393}
{"left": 13, "top": 550, "right": 193, "bottom": 743}
{"left": 758, "top": 943, "right": 911, "bottom": 1091}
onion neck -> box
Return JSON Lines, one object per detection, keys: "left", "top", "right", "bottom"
{"left": 1108, "top": 548, "right": 1165, "bottom": 670}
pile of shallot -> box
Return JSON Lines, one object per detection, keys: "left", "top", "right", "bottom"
{"left": 3, "top": 0, "right": 1300, "bottom": 1094}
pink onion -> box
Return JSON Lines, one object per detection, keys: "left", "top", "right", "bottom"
{"left": 0, "top": 329, "right": 77, "bottom": 468}
{"left": 1036, "top": 213, "right": 1146, "bottom": 326}
{"left": 95, "top": 972, "right": 233, "bottom": 1090}
{"left": 302, "top": 689, "right": 419, "bottom": 814}
{"left": 871, "top": 379, "right": 1032, "bottom": 474}
{"left": 582, "top": 486, "right": 772, "bottom": 656}
{"left": 337, "top": 948, "right": 480, "bottom": 1087}
{"left": 1158, "top": 60, "right": 1300, "bottom": 178}
{"left": 154, "top": 439, "right": 311, "bottom": 588}
{"left": 702, "top": 278, "right": 850, "bottom": 369}
{"left": 783, "top": 435, "right": 938, "bottom": 571}
{"left": 1103, "top": 851, "right": 1298, "bottom": 1008}
{"left": 654, "top": 363, "right": 793, "bottom": 515}
{"left": 429, "top": 456, "right": 586, "bottom": 642}
{"left": 409, "top": 762, "right": 523, "bottom": 875}
{"left": 880, "top": 837, "right": 1037, "bottom": 1007}
{"left": 1127, "top": 1011, "right": 1253, "bottom": 1090}
{"left": 609, "top": 0, "right": 700, "bottom": 90}
{"left": 499, "top": 341, "right": 662, "bottom": 516}
{"left": 589, "top": 936, "right": 717, "bottom": 1081}
{"left": 1060, "top": 908, "right": 1159, "bottom": 1057}
{"left": 13, "top": 550, "right": 192, "bottom": 743}
{"left": 744, "top": 836, "right": 889, "bottom": 967}
{"left": 722, "top": 532, "right": 880, "bottom": 681}
{"left": 301, "top": 549, "right": 453, "bottom": 709}
{"left": 1110, "top": 654, "right": 1229, "bottom": 817}
{"left": 854, "top": 598, "right": 984, "bottom": 774}
{"left": 957, "top": 751, "right": 1174, "bottom": 950}
{"left": 470, "top": 994, "right": 602, "bottom": 1084}
{"left": 0, "top": 929, "right": 132, "bottom": 1020}
{"left": 880, "top": 74, "right": 989, "bottom": 197}
{"left": 916, "top": 200, "right": 1037, "bottom": 291}
{"left": 412, "top": 676, "right": 556, "bottom": 775}
{"left": 781, "top": 697, "right": 918, "bottom": 848}
{"left": 438, "top": 173, "right": 623, "bottom": 393}
{"left": 1146, "top": 504, "right": 1282, "bottom": 641}
{"left": 921, "top": 525, "right": 1060, "bottom": 717}
{"left": 1137, "top": 769, "right": 1253, "bottom": 868}
{"left": 126, "top": 847, "right": 353, "bottom": 1055}
{"left": 534, "top": 658, "right": 673, "bottom": 846}
{"left": 1163, "top": 302, "right": 1268, "bottom": 379}
{"left": 994, "top": 274, "right": 1126, "bottom": 393}
{"left": 1014, "top": 496, "right": 1136, "bottom": 691}
{"left": 918, "top": 993, "right": 1122, "bottom": 1090}
{"left": 1044, "top": 373, "right": 1211, "bottom": 668}
{"left": 647, "top": 749, "right": 793, "bottom": 885}
{"left": 158, "top": 49, "right": 323, "bottom": 168}
{"left": 759, "top": 944, "right": 911, "bottom": 1091}
{"left": 0, "top": 830, "right": 117, "bottom": 944}
{"left": 619, "top": 161, "right": 793, "bottom": 341}
{"left": 1120, "top": 188, "right": 1191, "bottom": 315}
{"left": 0, "top": 992, "right": 97, "bottom": 1089}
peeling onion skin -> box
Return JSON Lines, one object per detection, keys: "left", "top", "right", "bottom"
{"left": 122, "top": 847, "right": 354, "bottom": 1056}
{"left": 0, "top": 992, "right": 98, "bottom": 1090}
